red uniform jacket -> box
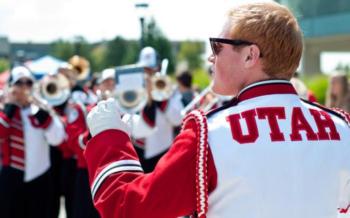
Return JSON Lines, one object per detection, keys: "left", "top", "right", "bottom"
{"left": 84, "top": 118, "right": 218, "bottom": 218}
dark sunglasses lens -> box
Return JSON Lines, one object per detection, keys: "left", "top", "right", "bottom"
{"left": 15, "top": 80, "right": 33, "bottom": 87}
{"left": 27, "top": 80, "right": 33, "bottom": 86}
{"left": 210, "top": 40, "right": 221, "bottom": 55}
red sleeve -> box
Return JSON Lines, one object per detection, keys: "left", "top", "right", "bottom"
{"left": 0, "top": 112, "right": 10, "bottom": 165}
{"left": 0, "top": 111, "right": 10, "bottom": 138}
{"left": 84, "top": 121, "right": 217, "bottom": 218}
{"left": 66, "top": 104, "right": 89, "bottom": 167}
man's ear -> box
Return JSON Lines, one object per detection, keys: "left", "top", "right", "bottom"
{"left": 244, "top": 45, "right": 261, "bottom": 68}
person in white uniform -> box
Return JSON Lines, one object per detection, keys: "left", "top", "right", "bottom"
{"left": 84, "top": 2, "right": 350, "bottom": 218}
{"left": 0, "top": 66, "right": 65, "bottom": 218}
{"left": 133, "top": 46, "right": 184, "bottom": 172}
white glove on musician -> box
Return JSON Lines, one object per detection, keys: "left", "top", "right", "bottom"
{"left": 87, "top": 98, "right": 131, "bottom": 137}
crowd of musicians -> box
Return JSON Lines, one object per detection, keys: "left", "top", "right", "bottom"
{"left": 1, "top": 43, "right": 350, "bottom": 218}
{"left": 0, "top": 46, "right": 229, "bottom": 218}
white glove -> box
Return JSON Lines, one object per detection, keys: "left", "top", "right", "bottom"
{"left": 87, "top": 98, "right": 131, "bottom": 137}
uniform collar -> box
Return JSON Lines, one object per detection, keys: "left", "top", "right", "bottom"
{"left": 237, "top": 79, "right": 297, "bottom": 103}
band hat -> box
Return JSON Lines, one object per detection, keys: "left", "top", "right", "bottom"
{"left": 10, "top": 66, "right": 35, "bottom": 85}
{"left": 99, "top": 68, "right": 115, "bottom": 84}
{"left": 138, "top": 46, "right": 157, "bottom": 69}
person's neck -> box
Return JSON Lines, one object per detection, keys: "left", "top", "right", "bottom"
{"left": 241, "top": 70, "right": 271, "bottom": 90}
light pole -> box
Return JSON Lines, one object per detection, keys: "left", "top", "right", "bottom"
{"left": 135, "top": 1, "right": 149, "bottom": 49}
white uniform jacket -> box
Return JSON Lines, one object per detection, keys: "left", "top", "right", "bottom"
{"left": 138, "top": 92, "right": 184, "bottom": 158}
{"left": 0, "top": 104, "right": 65, "bottom": 182}
{"left": 84, "top": 80, "right": 350, "bottom": 218}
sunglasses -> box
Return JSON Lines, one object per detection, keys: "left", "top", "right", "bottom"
{"left": 209, "top": 37, "right": 263, "bottom": 57}
{"left": 14, "top": 79, "right": 33, "bottom": 87}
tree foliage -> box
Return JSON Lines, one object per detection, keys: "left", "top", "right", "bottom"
{"left": 50, "top": 39, "right": 75, "bottom": 61}
{"left": 177, "top": 41, "right": 205, "bottom": 71}
{"left": 0, "top": 58, "right": 10, "bottom": 73}
{"left": 48, "top": 20, "right": 205, "bottom": 77}
{"left": 143, "top": 19, "right": 175, "bottom": 73}
{"left": 104, "top": 36, "right": 139, "bottom": 68}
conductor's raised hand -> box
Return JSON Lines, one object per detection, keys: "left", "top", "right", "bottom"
{"left": 87, "top": 98, "right": 131, "bottom": 137}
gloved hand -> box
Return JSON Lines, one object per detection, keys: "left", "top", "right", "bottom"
{"left": 3, "top": 103, "right": 19, "bottom": 119}
{"left": 34, "top": 109, "right": 51, "bottom": 125}
{"left": 87, "top": 98, "right": 131, "bottom": 137}
{"left": 30, "top": 108, "right": 52, "bottom": 129}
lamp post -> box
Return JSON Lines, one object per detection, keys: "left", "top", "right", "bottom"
{"left": 135, "top": 1, "right": 149, "bottom": 49}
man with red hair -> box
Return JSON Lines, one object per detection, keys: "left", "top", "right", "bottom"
{"left": 85, "top": 2, "right": 350, "bottom": 218}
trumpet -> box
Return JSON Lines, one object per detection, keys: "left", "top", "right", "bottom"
{"left": 150, "top": 73, "right": 174, "bottom": 101}
{"left": 68, "top": 55, "right": 90, "bottom": 81}
{"left": 150, "top": 59, "right": 174, "bottom": 101}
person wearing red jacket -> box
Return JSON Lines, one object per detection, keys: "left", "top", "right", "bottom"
{"left": 70, "top": 101, "right": 100, "bottom": 218}
{"left": 84, "top": 2, "right": 350, "bottom": 218}
{"left": 50, "top": 99, "right": 88, "bottom": 218}
{"left": 0, "top": 66, "right": 66, "bottom": 218}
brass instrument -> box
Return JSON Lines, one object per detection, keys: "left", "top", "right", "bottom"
{"left": 150, "top": 59, "right": 174, "bottom": 101}
{"left": 181, "top": 84, "right": 212, "bottom": 116}
{"left": 150, "top": 72, "right": 174, "bottom": 101}
{"left": 68, "top": 55, "right": 90, "bottom": 81}
{"left": 114, "top": 65, "right": 148, "bottom": 114}
{"left": 36, "top": 73, "right": 71, "bottom": 107}
{"left": 180, "top": 83, "right": 233, "bottom": 116}
{"left": 115, "top": 88, "right": 148, "bottom": 114}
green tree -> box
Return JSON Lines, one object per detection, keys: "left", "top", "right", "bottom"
{"left": 90, "top": 43, "right": 108, "bottom": 72}
{"left": 50, "top": 39, "right": 75, "bottom": 61}
{"left": 144, "top": 19, "right": 175, "bottom": 73}
{"left": 177, "top": 41, "right": 205, "bottom": 71}
{"left": 0, "top": 58, "right": 10, "bottom": 73}
{"left": 104, "top": 36, "right": 139, "bottom": 68}
{"left": 72, "top": 36, "right": 92, "bottom": 59}
{"left": 303, "top": 74, "right": 329, "bottom": 104}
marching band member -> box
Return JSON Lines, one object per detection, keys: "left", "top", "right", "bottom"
{"left": 0, "top": 66, "right": 65, "bottom": 218}
{"left": 57, "top": 67, "right": 100, "bottom": 218}
{"left": 175, "top": 70, "right": 195, "bottom": 107}
{"left": 50, "top": 97, "right": 78, "bottom": 218}
{"left": 96, "top": 68, "right": 116, "bottom": 101}
{"left": 61, "top": 56, "right": 90, "bottom": 105}
{"left": 85, "top": 2, "right": 350, "bottom": 218}
{"left": 67, "top": 98, "right": 100, "bottom": 218}
{"left": 42, "top": 71, "right": 80, "bottom": 218}
{"left": 326, "top": 73, "right": 350, "bottom": 112}
{"left": 40, "top": 68, "right": 99, "bottom": 218}
{"left": 86, "top": 74, "right": 100, "bottom": 105}
{"left": 134, "top": 46, "right": 184, "bottom": 172}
